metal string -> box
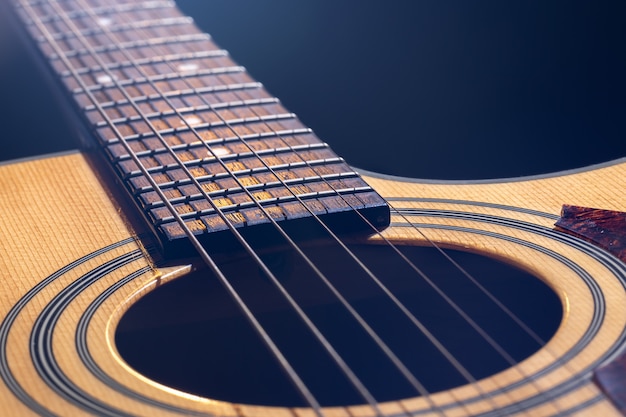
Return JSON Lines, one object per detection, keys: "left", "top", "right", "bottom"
{"left": 53, "top": 2, "right": 393, "bottom": 415}
{"left": 20, "top": 1, "right": 324, "bottom": 415}
{"left": 23, "top": 0, "right": 572, "bottom": 415}
{"left": 45, "top": 0, "right": 472, "bottom": 415}
{"left": 56, "top": 2, "right": 453, "bottom": 415}
{"left": 89, "top": 4, "right": 479, "bottom": 414}
{"left": 78, "top": 2, "right": 528, "bottom": 414}
{"left": 44, "top": 0, "right": 544, "bottom": 412}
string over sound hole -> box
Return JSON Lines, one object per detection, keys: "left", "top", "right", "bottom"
{"left": 116, "top": 245, "right": 561, "bottom": 407}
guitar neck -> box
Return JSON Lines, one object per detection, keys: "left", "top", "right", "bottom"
{"left": 14, "top": 0, "right": 390, "bottom": 256}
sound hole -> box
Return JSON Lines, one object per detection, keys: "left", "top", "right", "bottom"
{"left": 116, "top": 245, "right": 561, "bottom": 407}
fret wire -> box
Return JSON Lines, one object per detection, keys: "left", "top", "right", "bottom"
{"left": 138, "top": 170, "right": 359, "bottom": 207}
{"left": 65, "top": 1, "right": 391, "bottom": 413}
{"left": 25, "top": 0, "right": 159, "bottom": 13}
{"left": 72, "top": 65, "right": 245, "bottom": 95}
{"left": 94, "top": 101, "right": 288, "bottom": 130}
{"left": 105, "top": 127, "right": 311, "bottom": 150}
{"left": 136, "top": 171, "right": 357, "bottom": 208}
{"left": 41, "top": 15, "right": 191, "bottom": 42}
{"left": 106, "top": 116, "right": 297, "bottom": 146}
{"left": 63, "top": 49, "right": 229, "bottom": 77}
{"left": 108, "top": 128, "right": 310, "bottom": 157}
{"left": 49, "top": 33, "right": 211, "bottom": 60}
{"left": 29, "top": 0, "right": 173, "bottom": 24}
{"left": 96, "top": 113, "right": 296, "bottom": 150}
{"left": 151, "top": 188, "right": 376, "bottom": 225}
{"left": 85, "top": 81, "right": 263, "bottom": 111}
{"left": 86, "top": 84, "right": 264, "bottom": 116}
{"left": 91, "top": 7, "right": 469, "bottom": 417}
{"left": 94, "top": 98, "right": 283, "bottom": 129}
{"left": 19, "top": 0, "right": 324, "bottom": 414}
{"left": 35, "top": 7, "right": 188, "bottom": 37}
{"left": 116, "top": 140, "right": 329, "bottom": 166}
{"left": 36, "top": 15, "right": 195, "bottom": 50}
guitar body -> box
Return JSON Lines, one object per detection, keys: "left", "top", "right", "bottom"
{"left": 2, "top": 151, "right": 626, "bottom": 416}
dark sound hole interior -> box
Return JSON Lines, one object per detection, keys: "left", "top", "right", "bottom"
{"left": 115, "top": 245, "right": 562, "bottom": 407}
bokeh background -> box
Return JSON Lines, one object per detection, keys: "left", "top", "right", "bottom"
{"left": 1, "top": 0, "right": 625, "bottom": 179}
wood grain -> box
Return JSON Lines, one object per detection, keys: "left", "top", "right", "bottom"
{"left": 1, "top": 153, "right": 626, "bottom": 415}
{"left": 555, "top": 204, "right": 626, "bottom": 263}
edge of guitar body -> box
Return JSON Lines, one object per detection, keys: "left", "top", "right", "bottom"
{"left": 1, "top": 152, "right": 626, "bottom": 416}
{"left": 361, "top": 157, "right": 626, "bottom": 416}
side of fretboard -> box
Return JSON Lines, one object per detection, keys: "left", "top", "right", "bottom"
{"left": 12, "top": 0, "right": 390, "bottom": 256}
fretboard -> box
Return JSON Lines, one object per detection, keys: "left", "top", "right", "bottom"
{"left": 12, "top": 0, "right": 390, "bottom": 256}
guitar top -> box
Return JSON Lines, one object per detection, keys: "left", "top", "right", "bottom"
{"left": 1, "top": 1, "right": 626, "bottom": 416}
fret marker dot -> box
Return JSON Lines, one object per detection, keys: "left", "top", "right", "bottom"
{"left": 210, "top": 147, "right": 230, "bottom": 157}
{"left": 97, "top": 17, "right": 112, "bottom": 27}
{"left": 96, "top": 75, "right": 114, "bottom": 84}
{"left": 182, "top": 116, "right": 202, "bottom": 126}
{"left": 178, "top": 63, "right": 199, "bottom": 72}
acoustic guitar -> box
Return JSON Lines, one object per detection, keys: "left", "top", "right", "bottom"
{"left": 1, "top": 1, "right": 626, "bottom": 416}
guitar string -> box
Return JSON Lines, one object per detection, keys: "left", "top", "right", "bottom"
{"left": 40, "top": 0, "right": 544, "bottom": 412}
{"left": 404, "top": 221, "right": 583, "bottom": 413}
{"left": 20, "top": 1, "right": 325, "bottom": 415}
{"left": 29, "top": 0, "right": 564, "bottom": 412}
{"left": 43, "top": 1, "right": 407, "bottom": 415}
{"left": 115, "top": 6, "right": 555, "bottom": 414}
{"left": 76, "top": 1, "right": 513, "bottom": 414}
{"left": 54, "top": 2, "right": 389, "bottom": 416}
{"left": 63, "top": 1, "right": 445, "bottom": 414}
{"left": 24, "top": 3, "right": 492, "bottom": 416}
{"left": 33, "top": 1, "right": 564, "bottom": 414}
{"left": 87, "top": 4, "right": 495, "bottom": 415}
{"left": 339, "top": 208, "right": 559, "bottom": 415}
{"left": 164, "top": 5, "right": 573, "bottom": 413}
{"left": 401, "top": 212, "right": 571, "bottom": 413}
{"left": 102, "top": 4, "right": 569, "bottom": 414}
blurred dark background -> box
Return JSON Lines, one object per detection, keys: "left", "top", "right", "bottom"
{"left": 1, "top": 0, "right": 625, "bottom": 180}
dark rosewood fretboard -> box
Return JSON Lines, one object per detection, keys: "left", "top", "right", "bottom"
{"left": 13, "top": 0, "right": 390, "bottom": 256}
